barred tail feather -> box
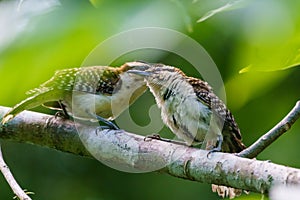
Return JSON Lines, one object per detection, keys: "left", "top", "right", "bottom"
{"left": 222, "top": 131, "right": 246, "bottom": 153}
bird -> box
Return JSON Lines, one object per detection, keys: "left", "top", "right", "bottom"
{"left": 1, "top": 61, "right": 148, "bottom": 128}
{"left": 128, "top": 63, "right": 246, "bottom": 153}
{"left": 128, "top": 63, "right": 247, "bottom": 198}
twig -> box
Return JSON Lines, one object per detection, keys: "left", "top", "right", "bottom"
{"left": 1, "top": 105, "right": 300, "bottom": 194}
{"left": 0, "top": 144, "right": 32, "bottom": 200}
{"left": 237, "top": 101, "right": 300, "bottom": 158}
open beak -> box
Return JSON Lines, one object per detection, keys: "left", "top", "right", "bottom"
{"left": 127, "top": 69, "right": 151, "bottom": 77}
{"left": 126, "top": 61, "right": 152, "bottom": 76}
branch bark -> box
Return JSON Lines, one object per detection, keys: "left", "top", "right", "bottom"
{"left": 0, "top": 144, "right": 32, "bottom": 200}
{"left": 0, "top": 106, "right": 91, "bottom": 157}
{"left": 1, "top": 106, "right": 300, "bottom": 194}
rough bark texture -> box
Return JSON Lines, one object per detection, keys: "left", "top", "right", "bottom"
{"left": 0, "top": 106, "right": 91, "bottom": 157}
{"left": 0, "top": 106, "right": 300, "bottom": 194}
{"left": 0, "top": 144, "right": 32, "bottom": 200}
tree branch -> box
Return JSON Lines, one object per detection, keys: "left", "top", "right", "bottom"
{"left": 237, "top": 101, "right": 300, "bottom": 158}
{"left": 1, "top": 106, "right": 300, "bottom": 195}
{"left": 0, "top": 144, "right": 32, "bottom": 200}
{"left": 0, "top": 106, "right": 91, "bottom": 157}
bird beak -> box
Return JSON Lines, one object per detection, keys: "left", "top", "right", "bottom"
{"left": 127, "top": 69, "right": 151, "bottom": 77}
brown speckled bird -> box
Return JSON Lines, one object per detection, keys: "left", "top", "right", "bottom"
{"left": 129, "top": 63, "right": 245, "bottom": 153}
{"left": 129, "top": 63, "right": 246, "bottom": 198}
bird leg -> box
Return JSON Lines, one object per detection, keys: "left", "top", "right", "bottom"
{"left": 207, "top": 135, "right": 223, "bottom": 157}
{"left": 54, "top": 100, "right": 70, "bottom": 119}
{"left": 93, "top": 115, "right": 119, "bottom": 130}
{"left": 144, "top": 134, "right": 187, "bottom": 146}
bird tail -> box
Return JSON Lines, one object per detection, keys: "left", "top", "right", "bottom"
{"left": 221, "top": 131, "right": 246, "bottom": 153}
{"left": 211, "top": 131, "right": 247, "bottom": 199}
{"left": 1, "top": 89, "right": 60, "bottom": 125}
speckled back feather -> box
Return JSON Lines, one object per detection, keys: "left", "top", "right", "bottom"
{"left": 188, "top": 77, "right": 245, "bottom": 152}
{"left": 26, "top": 66, "right": 123, "bottom": 96}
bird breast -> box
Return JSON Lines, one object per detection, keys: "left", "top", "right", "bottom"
{"left": 148, "top": 76, "right": 212, "bottom": 146}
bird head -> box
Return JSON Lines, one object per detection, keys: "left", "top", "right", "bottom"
{"left": 127, "top": 63, "right": 186, "bottom": 88}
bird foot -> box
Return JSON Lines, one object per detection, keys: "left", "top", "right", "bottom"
{"left": 206, "top": 135, "right": 223, "bottom": 158}
{"left": 54, "top": 111, "right": 70, "bottom": 119}
{"left": 144, "top": 134, "right": 162, "bottom": 141}
{"left": 95, "top": 126, "right": 120, "bottom": 135}
{"left": 207, "top": 146, "right": 222, "bottom": 158}
{"left": 144, "top": 134, "right": 187, "bottom": 145}
{"left": 94, "top": 115, "right": 119, "bottom": 130}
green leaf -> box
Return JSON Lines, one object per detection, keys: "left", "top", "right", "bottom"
{"left": 197, "top": 0, "right": 248, "bottom": 23}
{"left": 239, "top": 48, "right": 300, "bottom": 73}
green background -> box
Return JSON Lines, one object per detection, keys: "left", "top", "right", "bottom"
{"left": 0, "top": 0, "right": 300, "bottom": 199}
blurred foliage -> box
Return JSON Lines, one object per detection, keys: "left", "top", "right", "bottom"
{"left": 0, "top": 0, "right": 299, "bottom": 199}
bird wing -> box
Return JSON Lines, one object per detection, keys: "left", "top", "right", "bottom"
{"left": 26, "top": 66, "right": 122, "bottom": 96}
{"left": 25, "top": 68, "right": 80, "bottom": 95}
{"left": 188, "top": 77, "right": 242, "bottom": 141}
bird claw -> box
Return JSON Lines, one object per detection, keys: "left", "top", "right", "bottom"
{"left": 207, "top": 147, "right": 222, "bottom": 158}
{"left": 143, "top": 134, "right": 187, "bottom": 146}
{"left": 95, "top": 126, "right": 117, "bottom": 135}
{"left": 94, "top": 115, "right": 119, "bottom": 130}
{"left": 54, "top": 111, "right": 69, "bottom": 119}
{"left": 44, "top": 111, "right": 70, "bottom": 128}
{"left": 206, "top": 135, "right": 223, "bottom": 158}
{"left": 144, "top": 134, "right": 162, "bottom": 141}
{"left": 85, "top": 111, "right": 119, "bottom": 130}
